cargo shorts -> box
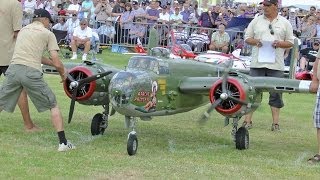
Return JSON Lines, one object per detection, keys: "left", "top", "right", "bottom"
{"left": 250, "top": 68, "right": 284, "bottom": 108}
{"left": 0, "top": 64, "right": 57, "bottom": 112}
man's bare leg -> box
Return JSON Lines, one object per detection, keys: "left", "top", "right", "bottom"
{"left": 17, "top": 89, "right": 41, "bottom": 132}
{"left": 317, "top": 128, "right": 320, "bottom": 154}
{"left": 270, "top": 106, "right": 280, "bottom": 125}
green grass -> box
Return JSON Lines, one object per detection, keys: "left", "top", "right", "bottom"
{"left": 1, "top": 49, "right": 320, "bottom": 178}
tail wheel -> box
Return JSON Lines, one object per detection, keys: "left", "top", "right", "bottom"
{"left": 209, "top": 78, "right": 246, "bottom": 115}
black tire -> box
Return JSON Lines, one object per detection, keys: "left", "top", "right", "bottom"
{"left": 127, "top": 133, "right": 138, "bottom": 156}
{"left": 91, "top": 113, "right": 106, "bottom": 136}
{"left": 235, "top": 127, "right": 249, "bottom": 150}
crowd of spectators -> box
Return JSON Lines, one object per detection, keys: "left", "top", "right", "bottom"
{"left": 18, "top": 0, "right": 320, "bottom": 67}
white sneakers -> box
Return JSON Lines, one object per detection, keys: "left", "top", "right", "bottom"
{"left": 70, "top": 54, "right": 77, "bottom": 60}
{"left": 70, "top": 53, "right": 87, "bottom": 61}
{"left": 58, "top": 141, "right": 76, "bottom": 152}
{"left": 82, "top": 54, "right": 87, "bottom": 61}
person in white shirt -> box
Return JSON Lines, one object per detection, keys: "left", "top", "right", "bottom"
{"left": 43, "top": 0, "right": 56, "bottom": 15}
{"left": 66, "top": 14, "right": 80, "bottom": 38}
{"left": 35, "top": 0, "right": 44, "bottom": 9}
{"left": 70, "top": 19, "right": 92, "bottom": 61}
{"left": 67, "top": 0, "right": 81, "bottom": 16}
{"left": 52, "top": 17, "right": 68, "bottom": 31}
{"left": 24, "top": 0, "right": 37, "bottom": 14}
{"left": 158, "top": 5, "right": 170, "bottom": 24}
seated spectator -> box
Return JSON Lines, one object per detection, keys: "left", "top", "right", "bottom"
{"left": 186, "top": 27, "right": 210, "bottom": 52}
{"left": 171, "top": 24, "right": 188, "bottom": 44}
{"left": 169, "top": 7, "right": 183, "bottom": 25}
{"left": 97, "top": 21, "right": 116, "bottom": 44}
{"left": 209, "top": 24, "right": 230, "bottom": 53}
{"left": 66, "top": 14, "right": 80, "bottom": 39}
{"left": 231, "top": 32, "right": 244, "bottom": 52}
{"left": 70, "top": 19, "right": 93, "bottom": 61}
{"left": 298, "top": 40, "right": 320, "bottom": 71}
{"left": 129, "top": 18, "right": 147, "bottom": 44}
{"left": 52, "top": 17, "right": 68, "bottom": 31}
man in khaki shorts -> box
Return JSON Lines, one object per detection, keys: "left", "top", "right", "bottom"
{"left": 0, "top": 9, "right": 75, "bottom": 152}
{"left": 0, "top": 0, "right": 39, "bottom": 132}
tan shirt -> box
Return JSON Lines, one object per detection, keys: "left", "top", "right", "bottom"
{"left": 211, "top": 31, "right": 230, "bottom": 46}
{"left": 245, "top": 15, "right": 294, "bottom": 71}
{"left": 0, "top": 0, "right": 23, "bottom": 66}
{"left": 11, "top": 21, "right": 59, "bottom": 72}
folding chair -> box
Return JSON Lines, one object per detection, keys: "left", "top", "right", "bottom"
{"left": 52, "top": 29, "right": 70, "bottom": 59}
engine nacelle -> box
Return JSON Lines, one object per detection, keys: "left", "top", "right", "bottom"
{"left": 209, "top": 77, "right": 262, "bottom": 118}
{"left": 63, "top": 66, "right": 111, "bottom": 106}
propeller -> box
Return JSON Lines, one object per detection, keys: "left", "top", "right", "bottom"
{"left": 67, "top": 71, "right": 113, "bottom": 123}
{"left": 198, "top": 60, "right": 246, "bottom": 124}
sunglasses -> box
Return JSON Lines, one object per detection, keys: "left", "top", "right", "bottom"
{"left": 269, "top": 24, "right": 274, "bottom": 35}
{"left": 314, "top": 43, "right": 319, "bottom": 46}
{"left": 80, "top": 23, "right": 87, "bottom": 25}
{"left": 264, "top": 3, "right": 273, "bottom": 7}
{"left": 282, "top": 11, "right": 287, "bottom": 12}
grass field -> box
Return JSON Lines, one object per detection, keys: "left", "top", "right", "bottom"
{"left": 0, "top": 49, "right": 320, "bottom": 179}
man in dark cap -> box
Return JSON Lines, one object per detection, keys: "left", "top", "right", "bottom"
{"left": 243, "top": 0, "right": 294, "bottom": 131}
{"left": 0, "top": 9, "right": 75, "bottom": 152}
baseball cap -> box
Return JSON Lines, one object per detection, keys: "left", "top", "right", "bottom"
{"left": 260, "top": 0, "right": 278, "bottom": 5}
{"left": 33, "top": 9, "right": 54, "bottom": 23}
{"left": 290, "top": 8, "right": 295, "bottom": 13}
{"left": 132, "top": 1, "right": 138, "bottom": 5}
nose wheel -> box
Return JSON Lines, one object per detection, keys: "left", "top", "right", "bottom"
{"left": 127, "top": 131, "right": 138, "bottom": 156}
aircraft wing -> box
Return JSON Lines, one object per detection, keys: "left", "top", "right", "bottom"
{"left": 179, "top": 77, "right": 221, "bottom": 95}
{"left": 178, "top": 74, "right": 311, "bottom": 95}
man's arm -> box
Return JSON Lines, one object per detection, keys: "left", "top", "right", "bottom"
{"left": 49, "top": 50, "right": 67, "bottom": 82}
{"left": 310, "top": 58, "right": 319, "bottom": 93}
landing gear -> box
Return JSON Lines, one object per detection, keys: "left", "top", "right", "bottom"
{"left": 125, "top": 116, "right": 138, "bottom": 156}
{"left": 91, "top": 113, "right": 107, "bottom": 135}
{"left": 127, "top": 132, "right": 138, "bottom": 156}
{"left": 235, "top": 127, "right": 249, "bottom": 150}
{"left": 91, "top": 105, "right": 110, "bottom": 135}
{"left": 231, "top": 117, "right": 249, "bottom": 150}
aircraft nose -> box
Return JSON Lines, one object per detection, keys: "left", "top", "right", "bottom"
{"left": 109, "top": 72, "right": 136, "bottom": 107}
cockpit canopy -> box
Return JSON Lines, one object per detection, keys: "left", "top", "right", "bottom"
{"left": 128, "top": 56, "right": 169, "bottom": 75}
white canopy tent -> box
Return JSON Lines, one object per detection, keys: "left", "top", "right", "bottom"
{"left": 233, "top": 0, "right": 320, "bottom": 8}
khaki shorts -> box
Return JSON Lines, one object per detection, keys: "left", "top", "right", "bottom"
{"left": 0, "top": 64, "right": 57, "bottom": 112}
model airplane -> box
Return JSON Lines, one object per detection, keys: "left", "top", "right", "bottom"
{"left": 42, "top": 28, "right": 310, "bottom": 156}
{"left": 41, "top": 51, "right": 311, "bottom": 156}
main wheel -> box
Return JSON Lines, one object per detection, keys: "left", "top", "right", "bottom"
{"left": 235, "top": 127, "right": 249, "bottom": 150}
{"left": 127, "top": 133, "right": 138, "bottom": 156}
{"left": 91, "top": 113, "right": 107, "bottom": 135}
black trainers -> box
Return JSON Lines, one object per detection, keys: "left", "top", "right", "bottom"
{"left": 271, "top": 123, "right": 280, "bottom": 131}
